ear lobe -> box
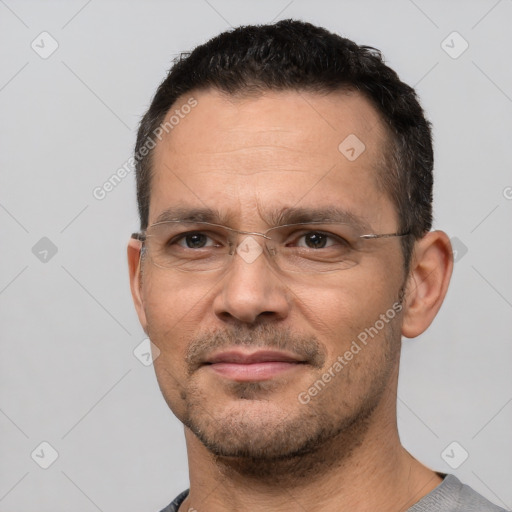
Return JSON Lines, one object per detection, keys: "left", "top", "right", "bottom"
{"left": 127, "top": 238, "right": 148, "bottom": 334}
{"left": 401, "top": 231, "right": 453, "bottom": 339}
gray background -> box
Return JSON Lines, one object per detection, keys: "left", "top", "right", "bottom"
{"left": 1, "top": 1, "right": 511, "bottom": 511}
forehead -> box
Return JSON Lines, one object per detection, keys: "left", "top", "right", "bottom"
{"left": 149, "top": 88, "right": 395, "bottom": 229}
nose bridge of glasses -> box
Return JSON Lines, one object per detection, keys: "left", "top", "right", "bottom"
{"left": 229, "top": 226, "right": 272, "bottom": 240}
{"left": 228, "top": 227, "right": 275, "bottom": 264}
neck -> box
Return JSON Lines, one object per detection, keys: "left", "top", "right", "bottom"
{"left": 180, "top": 372, "right": 442, "bottom": 512}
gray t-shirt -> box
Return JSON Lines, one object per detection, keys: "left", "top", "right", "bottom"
{"left": 159, "top": 474, "right": 508, "bottom": 511}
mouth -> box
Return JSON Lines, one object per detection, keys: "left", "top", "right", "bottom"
{"left": 202, "top": 349, "right": 308, "bottom": 381}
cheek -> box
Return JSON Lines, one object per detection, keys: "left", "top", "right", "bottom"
{"left": 142, "top": 268, "right": 212, "bottom": 324}
{"left": 290, "top": 268, "right": 401, "bottom": 359}
{"left": 152, "top": 356, "right": 190, "bottom": 420}
{"left": 141, "top": 271, "right": 209, "bottom": 372}
{"left": 301, "top": 279, "right": 402, "bottom": 403}
{"left": 142, "top": 277, "right": 199, "bottom": 417}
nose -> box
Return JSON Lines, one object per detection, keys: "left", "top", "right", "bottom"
{"left": 212, "top": 235, "right": 291, "bottom": 324}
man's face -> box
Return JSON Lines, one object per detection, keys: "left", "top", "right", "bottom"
{"left": 131, "top": 89, "right": 408, "bottom": 460}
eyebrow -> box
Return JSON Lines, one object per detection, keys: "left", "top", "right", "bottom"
{"left": 153, "top": 205, "right": 373, "bottom": 232}
{"left": 154, "top": 207, "right": 234, "bottom": 225}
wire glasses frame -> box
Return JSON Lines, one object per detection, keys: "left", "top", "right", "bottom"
{"left": 131, "top": 220, "right": 411, "bottom": 274}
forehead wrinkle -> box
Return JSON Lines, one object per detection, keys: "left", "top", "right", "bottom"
{"left": 183, "top": 144, "right": 317, "bottom": 156}
{"left": 153, "top": 204, "right": 373, "bottom": 232}
{"left": 262, "top": 205, "right": 373, "bottom": 232}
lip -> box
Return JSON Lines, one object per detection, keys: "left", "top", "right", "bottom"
{"left": 203, "top": 350, "right": 307, "bottom": 381}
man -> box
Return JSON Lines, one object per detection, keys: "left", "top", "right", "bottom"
{"left": 127, "top": 20, "right": 506, "bottom": 512}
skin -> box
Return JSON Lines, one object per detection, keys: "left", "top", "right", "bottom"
{"left": 127, "top": 89, "right": 453, "bottom": 511}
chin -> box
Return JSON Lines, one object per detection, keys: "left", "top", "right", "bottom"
{"left": 182, "top": 384, "right": 365, "bottom": 460}
{"left": 182, "top": 394, "right": 378, "bottom": 482}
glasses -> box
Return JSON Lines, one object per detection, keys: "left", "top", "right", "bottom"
{"left": 131, "top": 220, "right": 410, "bottom": 274}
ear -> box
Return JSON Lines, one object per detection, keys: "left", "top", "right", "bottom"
{"left": 401, "top": 230, "right": 453, "bottom": 338}
{"left": 127, "top": 238, "right": 148, "bottom": 335}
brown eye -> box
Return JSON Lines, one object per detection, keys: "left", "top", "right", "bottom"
{"left": 295, "top": 231, "right": 346, "bottom": 249}
{"left": 303, "top": 232, "right": 328, "bottom": 249}
{"left": 180, "top": 233, "right": 210, "bottom": 249}
{"left": 170, "top": 231, "right": 218, "bottom": 249}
